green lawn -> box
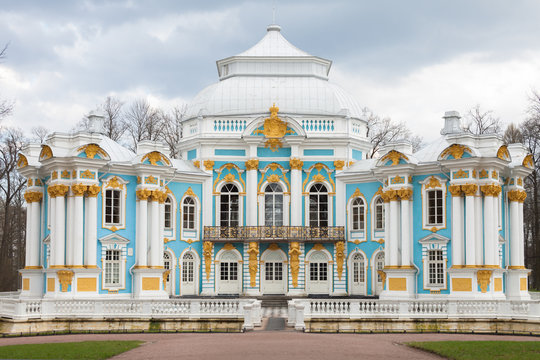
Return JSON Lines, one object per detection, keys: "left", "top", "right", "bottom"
{"left": 408, "top": 341, "right": 540, "bottom": 360}
{"left": 0, "top": 340, "right": 143, "bottom": 360}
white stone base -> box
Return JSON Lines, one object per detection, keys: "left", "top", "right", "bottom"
{"left": 132, "top": 268, "right": 168, "bottom": 299}
{"left": 506, "top": 269, "right": 531, "bottom": 300}
{"left": 379, "top": 268, "right": 417, "bottom": 300}
{"left": 18, "top": 269, "right": 43, "bottom": 299}
{"left": 72, "top": 268, "right": 102, "bottom": 298}
{"left": 448, "top": 267, "right": 506, "bottom": 299}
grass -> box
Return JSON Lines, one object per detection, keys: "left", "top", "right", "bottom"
{"left": 0, "top": 340, "right": 143, "bottom": 360}
{"left": 408, "top": 341, "right": 540, "bottom": 360}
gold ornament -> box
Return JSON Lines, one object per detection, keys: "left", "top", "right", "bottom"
{"left": 480, "top": 184, "right": 501, "bottom": 197}
{"left": 141, "top": 151, "right": 170, "bottom": 166}
{"left": 333, "top": 160, "right": 345, "bottom": 170}
{"left": 17, "top": 155, "right": 28, "bottom": 168}
{"left": 461, "top": 184, "right": 478, "bottom": 196}
{"left": 162, "top": 270, "right": 171, "bottom": 288}
{"left": 508, "top": 190, "right": 527, "bottom": 203}
{"left": 81, "top": 170, "right": 95, "bottom": 180}
{"left": 391, "top": 176, "right": 404, "bottom": 184}
{"left": 77, "top": 144, "right": 108, "bottom": 159}
{"left": 223, "top": 173, "right": 236, "bottom": 183}
{"left": 203, "top": 160, "right": 214, "bottom": 170}
{"left": 312, "top": 174, "right": 325, "bottom": 183}
{"left": 203, "top": 241, "right": 213, "bottom": 281}
{"left": 336, "top": 241, "right": 345, "bottom": 280}
{"left": 52, "top": 171, "right": 58, "bottom": 180}
{"left": 496, "top": 145, "right": 510, "bottom": 161}
{"left": 522, "top": 154, "right": 534, "bottom": 169}
{"left": 289, "top": 158, "right": 303, "bottom": 170}
{"left": 397, "top": 188, "right": 413, "bottom": 200}
{"left": 145, "top": 175, "right": 158, "bottom": 185}
{"left": 39, "top": 145, "right": 53, "bottom": 160}
{"left": 479, "top": 169, "right": 488, "bottom": 179}
{"left": 136, "top": 188, "right": 152, "bottom": 200}
{"left": 247, "top": 242, "right": 259, "bottom": 287}
{"left": 87, "top": 184, "right": 101, "bottom": 197}
{"left": 425, "top": 176, "right": 442, "bottom": 189}
{"left": 245, "top": 159, "right": 259, "bottom": 171}
{"left": 267, "top": 174, "right": 280, "bottom": 183}
{"left": 193, "top": 160, "right": 200, "bottom": 169}
{"left": 440, "top": 144, "right": 471, "bottom": 160}
{"left": 289, "top": 242, "right": 301, "bottom": 288}
{"left": 381, "top": 150, "right": 408, "bottom": 166}
{"left": 57, "top": 270, "right": 74, "bottom": 292}
{"left": 448, "top": 185, "right": 462, "bottom": 196}
{"left": 453, "top": 169, "right": 468, "bottom": 179}
{"left": 71, "top": 183, "right": 88, "bottom": 196}
{"left": 377, "top": 270, "right": 387, "bottom": 289}
{"left": 477, "top": 270, "right": 492, "bottom": 293}
{"left": 106, "top": 176, "right": 124, "bottom": 189}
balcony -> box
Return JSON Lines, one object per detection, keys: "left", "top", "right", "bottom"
{"left": 203, "top": 226, "right": 345, "bottom": 242}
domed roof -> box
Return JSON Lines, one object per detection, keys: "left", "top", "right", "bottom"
{"left": 184, "top": 25, "right": 364, "bottom": 120}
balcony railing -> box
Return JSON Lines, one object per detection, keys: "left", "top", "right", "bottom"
{"left": 203, "top": 226, "right": 345, "bottom": 242}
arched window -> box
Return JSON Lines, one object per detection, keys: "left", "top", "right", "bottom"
{"left": 183, "top": 197, "right": 196, "bottom": 230}
{"left": 352, "top": 253, "right": 365, "bottom": 284}
{"left": 375, "top": 252, "right": 385, "bottom": 283}
{"left": 164, "top": 197, "right": 173, "bottom": 230}
{"left": 265, "top": 183, "right": 283, "bottom": 226}
{"left": 182, "top": 252, "right": 194, "bottom": 283}
{"left": 426, "top": 189, "right": 443, "bottom": 226}
{"left": 220, "top": 184, "right": 239, "bottom": 227}
{"left": 374, "top": 197, "right": 384, "bottom": 231}
{"left": 309, "top": 183, "right": 328, "bottom": 227}
{"left": 351, "top": 198, "right": 365, "bottom": 231}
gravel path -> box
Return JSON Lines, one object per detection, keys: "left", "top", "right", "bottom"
{"left": 0, "top": 332, "right": 538, "bottom": 360}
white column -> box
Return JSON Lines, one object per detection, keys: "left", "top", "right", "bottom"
{"left": 400, "top": 196, "right": 411, "bottom": 266}
{"left": 158, "top": 198, "right": 165, "bottom": 267}
{"left": 483, "top": 193, "right": 494, "bottom": 266}
{"left": 72, "top": 191, "right": 85, "bottom": 267}
{"left": 49, "top": 192, "right": 57, "bottom": 267}
{"left": 463, "top": 185, "right": 477, "bottom": 266}
{"left": 290, "top": 159, "right": 303, "bottom": 226}
{"left": 84, "top": 191, "right": 98, "bottom": 268}
{"left": 518, "top": 201, "right": 525, "bottom": 266}
{"left": 30, "top": 200, "right": 42, "bottom": 267}
{"left": 246, "top": 162, "right": 258, "bottom": 226}
{"left": 149, "top": 196, "right": 160, "bottom": 267}
{"left": 450, "top": 190, "right": 464, "bottom": 266}
{"left": 389, "top": 197, "right": 399, "bottom": 266}
{"left": 383, "top": 200, "right": 390, "bottom": 267}
{"left": 474, "top": 193, "right": 483, "bottom": 266}
{"left": 203, "top": 178, "right": 213, "bottom": 228}
{"left": 65, "top": 194, "right": 74, "bottom": 266}
{"left": 54, "top": 191, "right": 66, "bottom": 267}
{"left": 136, "top": 197, "right": 148, "bottom": 267}
{"left": 24, "top": 194, "right": 33, "bottom": 268}
{"left": 509, "top": 199, "right": 520, "bottom": 267}
{"left": 335, "top": 178, "right": 345, "bottom": 227}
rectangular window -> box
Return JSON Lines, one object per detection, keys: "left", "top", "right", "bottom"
{"left": 319, "top": 263, "right": 327, "bottom": 281}
{"left": 183, "top": 262, "right": 194, "bottom": 282}
{"left": 375, "top": 201, "right": 384, "bottom": 231}
{"left": 220, "top": 262, "right": 228, "bottom": 281}
{"left": 265, "top": 262, "right": 274, "bottom": 281}
{"left": 427, "top": 250, "right": 444, "bottom": 286}
{"left": 164, "top": 201, "right": 172, "bottom": 229}
{"left": 427, "top": 190, "right": 443, "bottom": 225}
{"left": 105, "top": 189, "right": 121, "bottom": 225}
{"left": 275, "top": 262, "right": 283, "bottom": 281}
{"left": 310, "top": 263, "right": 318, "bottom": 281}
{"left": 104, "top": 249, "right": 121, "bottom": 286}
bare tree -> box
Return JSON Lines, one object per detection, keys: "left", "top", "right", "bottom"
{"left": 124, "top": 99, "right": 163, "bottom": 152}
{"left": 160, "top": 105, "right": 185, "bottom": 158}
{"left": 31, "top": 126, "right": 50, "bottom": 143}
{"left": 464, "top": 104, "right": 502, "bottom": 135}
{"left": 503, "top": 123, "right": 523, "bottom": 144}
{"left": 364, "top": 108, "right": 422, "bottom": 158}
{"left": 0, "top": 44, "right": 14, "bottom": 122}
{"left": 0, "top": 128, "right": 27, "bottom": 290}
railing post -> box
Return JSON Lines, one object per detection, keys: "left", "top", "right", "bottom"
{"left": 349, "top": 300, "right": 360, "bottom": 318}
{"left": 448, "top": 300, "right": 458, "bottom": 318}
{"left": 295, "top": 303, "right": 305, "bottom": 331}
{"left": 398, "top": 301, "right": 409, "bottom": 319}
{"left": 190, "top": 300, "right": 201, "bottom": 319}
{"left": 287, "top": 300, "right": 296, "bottom": 326}
{"left": 243, "top": 303, "right": 253, "bottom": 330}
{"left": 94, "top": 300, "right": 104, "bottom": 319}
{"left": 253, "top": 300, "right": 262, "bottom": 326}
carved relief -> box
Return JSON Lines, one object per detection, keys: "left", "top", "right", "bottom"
{"left": 508, "top": 190, "right": 527, "bottom": 203}
{"left": 461, "top": 184, "right": 478, "bottom": 196}
{"left": 247, "top": 242, "right": 259, "bottom": 287}
{"left": 245, "top": 159, "right": 259, "bottom": 171}
{"left": 57, "top": 270, "right": 74, "bottom": 292}
{"left": 333, "top": 160, "right": 345, "bottom": 170}
{"left": 202, "top": 241, "right": 213, "bottom": 281}
{"left": 289, "top": 242, "right": 301, "bottom": 288}
{"left": 203, "top": 160, "right": 214, "bottom": 171}
{"left": 87, "top": 184, "right": 101, "bottom": 197}
{"left": 477, "top": 270, "right": 492, "bottom": 293}
{"left": 289, "top": 158, "right": 303, "bottom": 170}
{"left": 448, "top": 185, "right": 462, "bottom": 196}
{"left": 77, "top": 144, "right": 108, "bottom": 159}
{"left": 335, "top": 241, "right": 345, "bottom": 280}
{"left": 71, "top": 183, "right": 88, "bottom": 196}
{"left": 381, "top": 150, "right": 408, "bottom": 166}
{"left": 141, "top": 151, "right": 170, "bottom": 166}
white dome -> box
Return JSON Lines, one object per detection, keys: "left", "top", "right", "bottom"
{"left": 184, "top": 25, "right": 364, "bottom": 121}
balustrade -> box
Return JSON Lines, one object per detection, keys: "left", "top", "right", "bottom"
{"left": 204, "top": 226, "right": 345, "bottom": 242}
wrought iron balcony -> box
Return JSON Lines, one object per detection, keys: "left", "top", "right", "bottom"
{"left": 203, "top": 226, "right": 345, "bottom": 242}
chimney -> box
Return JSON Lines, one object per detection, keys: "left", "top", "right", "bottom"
{"left": 87, "top": 111, "right": 105, "bottom": 134}
{"left": 441, "top": 111, "right": 462, "bottom": 135}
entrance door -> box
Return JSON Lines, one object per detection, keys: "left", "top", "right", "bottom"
{"left": 308, "top": 251, "right": 329, "bottom": 294}
{"left": 218, "top": 251, "right": 241, "bottom": 294}
{"left": 373, "top": 252, "right": 385, "bottom": 295}
{"left": 164, "top": 252, "right": 173, "bottom": 295}
{"left": 181, "top": 252, "right": 196, "bottom": 295}
{"left": 350, "top": 252, "right": 366, "bottom": 295}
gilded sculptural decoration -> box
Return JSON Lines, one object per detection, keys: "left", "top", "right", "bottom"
{"left": 203, "top": 160, "right": 214, "bottom": 171}
{"left": 439, "top": 144, "right": 471, "bottom": 160}
{"left": 380, "top": 150, "right": 408, "bottom": 166}
{"left": 17, "top": 154, "right": 28, "bottom": 168}
{"left": 377, "top": 270, "right": 387, "bottom": 289}
{"left": 87, "top": 184, "right": 101, "bottom": 197}
{"left": 245, "top": 159, "right": 259, "bottom": 171}
{"left": 479, "top": 169, "right": 488, "bottom": 179}
{"left": 202, "top": 241, "right": 213, "bottom": 280}
{"left": 289, "top": 158, "right": 303, "bottom": 170}
{"left": 477, "top": 270, "right": 492, "bottom": 293}
{"left": 391, "top": 176, "right": 404, "bottom": 184}
{"left": 461, "top": 184, "right": 478, "bottom": 196}
{"left": 424, "top": 176, "right": 442, "bottom": 189}
{"left": 267, "top": 174, "right": 280, "bottom": 183}
{"left": 52, "top": 171, "right": 58, "bottom": 180}
{"left": 453, "top": 169, "right": 468, "bottom": 179}
{"left": 247, "top": 242, "right": 259, "bottom": 287}
{"left": 335, "top": 241, "right": 345, "bottom": 280}
{"left": 448, "top": 185, "right": 462, "bottom": 196}
{"left": 47, "top": 184, "right": 69, "bottom": 198}
{"left": 71, "top": 183, "right": 88, "bottom": 196}
{"left": 522, "top": 154, "right": 534, "bottom": 169}
{"left": 39, "top": 145, "right": 53, "bottom": 161}
{"left": 145, "top": 175, "right": 158, "bottom": 185}
{"left": 136, "top": 188, "right": 152, "bottom": 200}
{"left": 61, "top": 170, "right": 70, "bottom": 179}
{"left": 253, "top": 104, "right": 293, "bottom": 151}
{"left": 162, "top": 270, "right": 171, "bottom": 288}
{"left": 106, "top": 176, "right": 124, "bottom": 189}
{"left": 333, "top": 160, "right": 345, "bottom": 171}
{"left": 508, "top": 190, "right": 527, "bottom": 203}
{"left": 81, "top": 170, "right": 95, "bottom": 180}
{"left": 141, "top": 151, "right": 171, "bottom": 166}
{"left": 57, "top": 270, "right": 74, "bottom": 292}
{"left": 24, "top": 191, "right": 43, "bottom": 203}
{"left": 77, "top": 143, "right": 108, "bottom": 159}
{"left": 289, "top": 242, "right": 301, "bottom": 288}
{"left": 480, "top": 184, "right": 502, "bottom": 197}
{"left": 397, "top": 188, "right": 413, "bottom": 200}
{"left": 193, "top": 160, "right": 200, "bottom": 168}
{"left": 496, "top": 145, "right": 510, "bottom": 161}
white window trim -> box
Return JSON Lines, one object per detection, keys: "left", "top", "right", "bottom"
{"left": 101, "top": 176, "right": 128, "bottom": 231}
{"left": 163, "top": 193, "right": 177, "bottom": 241}
{"left": 347, "top": 248, "right": 368, "bottom": 295}
{"left": 215, "top": 247, "right": 243, "bottom": 295}
{"left": 347, "top": 194, "right": 367, "bottom": 242}
{"left": 304, "top": 180, "right": 333, "bottom": 227}
{"left": 163, "top": 248, "right": 176, "bottom": 295}
{"left": 371, "top": 195, "right": 385, "bottom": 241}
{"left": 305, "top": 247, "right": 333, "bottom": 296}
{"left": 419, "top": 233, "right": 449, "bottom": 291}
{"left": 420, "top": 176, "right": 447, "bottom": 231}
{"left": 258, "top": 180, "right": 290, "bottom": 226}
{"left": 180, "top": 188, "right": 200, "bottom": 242}
{"left": 99, "top": 233, "right": 129, "bottom": 291}
{"left": 215, "top": 180, "right": 244, "bottom": 227}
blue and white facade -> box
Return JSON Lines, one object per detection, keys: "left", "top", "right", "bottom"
{"left": 17, "top": 25, "right": 533, "bottom": 301}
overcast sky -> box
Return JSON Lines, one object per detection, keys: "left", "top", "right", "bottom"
{"left": 1, "top": 0, "right": 540, "bottom": 142}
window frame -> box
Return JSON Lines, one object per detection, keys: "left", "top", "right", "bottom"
{"left": 264, "top": 183, "right": 284, "bottom": 226}
{"left": 216, "top": 182, "right": 243, "bottom": 227}
{"left": 180, "top": 187, "right": 200, "bottom": 242}
{"left": 99, "top": 233, "right": 129, "bottom": 291}
{"left": 101, "top": 176, "right": 128, "bottom": 232}
{"left": 104, "top": 249, "right": 121, "bottom": 287}
{"left": 420, "top": 176, "right": 447, "bottom": 231}
{"left": 308, "top": 183, "right": 329, "bottom": 227}
{"left": 419, "top": 233, "right": 449, "bottom": 291}
{"left": 182, "top": 197, "right": 196, "bottom": 230}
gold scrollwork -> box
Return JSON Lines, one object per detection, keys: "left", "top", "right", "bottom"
{"left": 289, "top": 158, "right": 303, "bottom": 170}
{"left": 335, "top": 241, "right": 345, "bottom": 280}
{"left": 425, "top": 176, "right": 442, "bottom": 189}
{"left": 141, "top": 151, "right": 170, "bottom": 166}
{"left": 77, "top": 144, "right": 108, "bottom": 159}
{"left": 289, "top": 242, "right": 301, "bottom": 288}
{"left": 477, "top": 270, "right": 492, "bottom": 293}
{"left": 245, "top": 159, "right": 259, "bottom": 171}
{"left": 334, "top": 160, "right": 345, "bottom": 170}
{"left": 203, "top": 241, "right": 213, "bottom": 281}
{"left": 508, "top": 189, "right": 527, "bottom": 203}
{"left": 247, "top": 242, "right": 259, "bottom": 287}
{"left": 440, "top": 144, "right": 471, "bottom": 160}
{"left": 57, "top": 270, "right": 74, "bottom": 292}
{"left": 381, "top": 150, "right": 408, "bottom": 166}
{"left": 203, "top": 160, "right": 214, "bottom": 171}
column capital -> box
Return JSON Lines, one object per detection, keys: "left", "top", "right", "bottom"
{"left": 461, "top": 183, "right": 478, "bottom": 196}
{"left": 333, "top": 160, "right": 345, "bottom": 171}
{"left": 397, "top": 188, "right": 413, "bottom": 200}
{"left": 71, "top": 183, "right": 88, "bottom": 196}
{"left": 381, "top": 189, "right": 398, "bottom": 202}
{"left": 448, "top": 184, "right": 462, "bottom": 196}
{"left": 136, "top": 188, "right": 152, "bottom": 201}
{"left": 480, "top": 184, "right": 502, "bottom": 197}
{"left": 508, "top": 189, "right": 527, "bottom": 203}
{"left": 86, "top": 184, "right": 101, "bottom": 197}
{"left": 289, "top": 158, "right": 303, "bottom": 170}
{"left": 245, "top": 159, "right": 259, "bottom": 170}
{"left": 24, "top": 191, "right": 43, "bottom": 203}
{"left": 203, "top": 160, "right": 214, "bottom": 171}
